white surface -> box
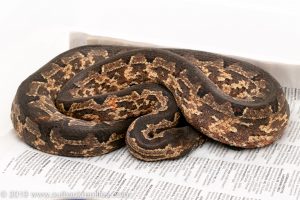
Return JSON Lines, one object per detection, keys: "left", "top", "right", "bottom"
{"left": 0, "top": 1, "right": 300, "bottom": 199}
{"left": 0, "top": 0, "right": 299, "bottom": 135}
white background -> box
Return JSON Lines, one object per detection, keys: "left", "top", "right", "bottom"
{"left": 0, "top": 0, "right": 299, "bottom": 136}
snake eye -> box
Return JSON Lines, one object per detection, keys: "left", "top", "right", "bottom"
{"left": 148, "top": 132, "right": 154, "bottom": 139}
{"left": 197, "top": 87, "right": 207, "bottom": 98}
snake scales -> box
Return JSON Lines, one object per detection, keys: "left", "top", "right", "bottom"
{"left": 11, "top": 45, "right": 290, "bottom": 161}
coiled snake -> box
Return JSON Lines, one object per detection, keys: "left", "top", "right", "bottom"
{"left": 11, "top": 45, "right": 290, "bottom": 161}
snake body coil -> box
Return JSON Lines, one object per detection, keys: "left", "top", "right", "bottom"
{"left": 11, "top": 45, "right": 290, "bottom": 161}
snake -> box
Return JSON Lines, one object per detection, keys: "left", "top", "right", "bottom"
{"left": 11, "top": 45, "right": 290, "bottom": 161}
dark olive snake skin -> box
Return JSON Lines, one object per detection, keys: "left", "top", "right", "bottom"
{"left": 11, "top": 45, "right": 290, "bottom": 161}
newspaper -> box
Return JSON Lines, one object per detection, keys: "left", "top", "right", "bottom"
{"left": 0, "top": 33, "right": 300, "bottom": 200}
